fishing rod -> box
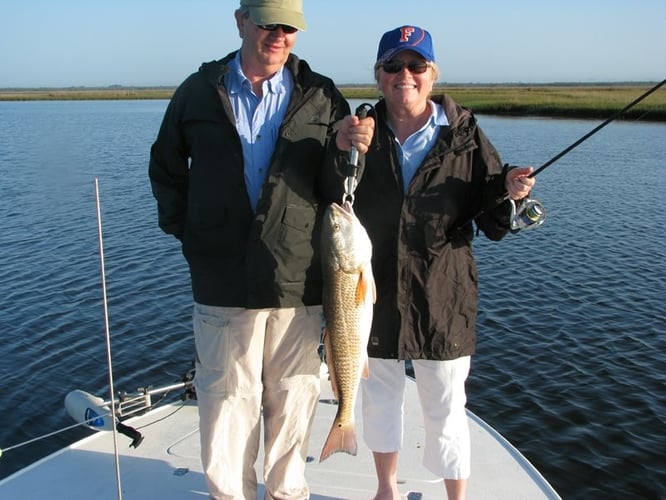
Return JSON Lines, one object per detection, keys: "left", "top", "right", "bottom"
{"left": 528, "top": 78, "right": 665, "bottom": 179}
{"left": 466, "top": 78, "right": 666, "bottom": 232}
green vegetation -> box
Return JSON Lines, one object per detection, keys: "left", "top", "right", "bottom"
{"left": 437, "top": 85, "right": 666, "bottom": 121}
{"left": 0, "top": 87, "right": 173, "bottom": 101}
{"left": 343, "top": 84, "right": 666, "bottom": 121}
{"left": 1, "top": 84, "right": 664, "bottom": 121}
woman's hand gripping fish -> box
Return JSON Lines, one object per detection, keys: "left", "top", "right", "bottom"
{"left": 319, "top": 201, "right": 376, "bottom": 462}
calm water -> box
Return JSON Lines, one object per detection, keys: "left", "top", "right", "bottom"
{"left": 0, "top": 99, "right": 664, "bottom": 499}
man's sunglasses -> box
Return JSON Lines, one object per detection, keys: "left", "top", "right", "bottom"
{"left": 257, "top": 23, "right": 298, "bottom": 34}
{"left": 381, "top": 60, "right": 430, "bottom": 74}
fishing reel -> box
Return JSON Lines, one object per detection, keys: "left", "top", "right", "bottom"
{"left": 509, "top": 197, "right": 546, "bottom": 232}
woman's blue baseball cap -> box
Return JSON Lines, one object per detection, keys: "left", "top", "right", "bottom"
{"left": 376, "top": 26, "right": 435, "bottom": 63}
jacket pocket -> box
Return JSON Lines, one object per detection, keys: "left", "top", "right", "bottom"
{"left": 276, "top": 204, "right": 317, "bottom": 283}
{"left": 280, "top": 204, "right": 316, "bottom": 241}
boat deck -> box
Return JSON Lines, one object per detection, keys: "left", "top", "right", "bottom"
{"left": 0, "top": 373, "right": 560, "bottom": 499}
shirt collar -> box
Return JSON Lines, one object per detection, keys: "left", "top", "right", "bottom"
{"left": 430, "top": 99, "right": 449, "bottom": 127}
{"left": 226, "top": 52, "right": 288, "bottom": 96}
{"left": 388, "top": 100, "right": 449, "bottom": 140}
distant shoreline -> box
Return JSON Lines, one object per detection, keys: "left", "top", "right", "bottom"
{"left": 1, "top": 83, "right": 664, "bottom": 121}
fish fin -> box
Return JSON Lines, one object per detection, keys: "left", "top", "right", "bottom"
{"left": 355, "top": 272, "right": 367, "bottom": 305}
{"left": 319, "top": 419, "right": 357, "bottom": 462}
{"left": 358, "top": 266, "right": 377, "bottom": 304}
{"left": 356, "top": 268, "right": 377, "bottom": 305}
{"left": 361, "top": 355, "right": 369, "bottom": 379}
{"left": 323, "top": 329, "right": 340, "bottom": 400}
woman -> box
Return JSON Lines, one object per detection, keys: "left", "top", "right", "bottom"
{"left": 351, "top": 26, "right": 536, "bottom": 500}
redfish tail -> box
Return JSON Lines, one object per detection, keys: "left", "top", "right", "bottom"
{"left": 319, "top": 419, "right": 357, "bottom": 462}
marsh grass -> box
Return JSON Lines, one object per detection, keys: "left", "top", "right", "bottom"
{"left": 345, "top": 84, "right": 666, "bottom": 121}
{"left": 2, "top": 84, "right": 665, "bottom": 121}
{"left": 445, "top": 86, "right": 666, "bottom": 120}
{"left": 0, "top": 88, "right": 172, "bottom": 101}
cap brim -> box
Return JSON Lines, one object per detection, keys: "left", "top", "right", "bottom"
{"left": 249, "top": 7, "right": 306, "bottom": 31}
{"left": 379, "top": 46, "right": 433, "bottom": 63}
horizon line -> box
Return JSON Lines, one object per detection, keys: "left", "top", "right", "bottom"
{"left": 1, "top": 80, "right": 662, "bottom": 91}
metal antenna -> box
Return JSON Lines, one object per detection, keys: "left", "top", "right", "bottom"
{"left": 94, "top": 178, "right": 123, "bottom": 500}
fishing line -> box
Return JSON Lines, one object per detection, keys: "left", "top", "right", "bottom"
{"left": 0, "top": 419, "right": 106, "bottom": 458}
{"left": 0, "top": 373, "right": 193, "bottom": 459}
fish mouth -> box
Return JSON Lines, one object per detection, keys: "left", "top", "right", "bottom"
{"left": 330, "top": 201, "right": 354, "bottom": 215}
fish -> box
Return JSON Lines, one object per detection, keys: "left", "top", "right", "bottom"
{"left": 319, "top": 201, "right": 376, "bottom": 462}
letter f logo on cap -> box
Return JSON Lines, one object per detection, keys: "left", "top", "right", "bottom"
{"left": 399, "top": 27, "right": 415, "bottom": 42}
{"left": 376, "top": 25, "right": 435, "bottom": 63}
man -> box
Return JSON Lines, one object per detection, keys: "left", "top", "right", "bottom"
{"left": 148, "top": 1, "right": 373, "bottom": 498}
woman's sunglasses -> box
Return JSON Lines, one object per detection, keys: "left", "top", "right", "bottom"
{"left": 257, "top": 23, "right": 298, "bottom": 34}
{"left": 381, "top": 60, "right": 430, "bottom": 74}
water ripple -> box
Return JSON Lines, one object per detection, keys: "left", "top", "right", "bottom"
{"left": 1, "top": 102, "right": 665, "bottom": 498}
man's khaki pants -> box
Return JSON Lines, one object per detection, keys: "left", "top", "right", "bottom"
{"left": 193, "top": 303, "right": 322, "bottom": 499}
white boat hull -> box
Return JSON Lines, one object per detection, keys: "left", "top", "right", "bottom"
{"left": 0, "top": 372, "right": 560, "bottom": 499}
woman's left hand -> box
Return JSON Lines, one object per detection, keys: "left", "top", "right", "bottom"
{"left": 505, "top": 167, "right": 536, "bottom": 200}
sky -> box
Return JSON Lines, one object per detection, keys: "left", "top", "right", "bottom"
{"left": 1, "top": 0, "right": 664, "bottom": 88}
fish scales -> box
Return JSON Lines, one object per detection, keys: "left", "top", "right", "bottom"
{"left": 319, "top": 201, "right": 375, "bottom": 462}
{"left": 325, "top": 269, "right": 364, "bottom": 423}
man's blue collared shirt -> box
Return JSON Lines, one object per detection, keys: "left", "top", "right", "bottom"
{"left": 225, "top": 53, "right": 293, "bottom": 211}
